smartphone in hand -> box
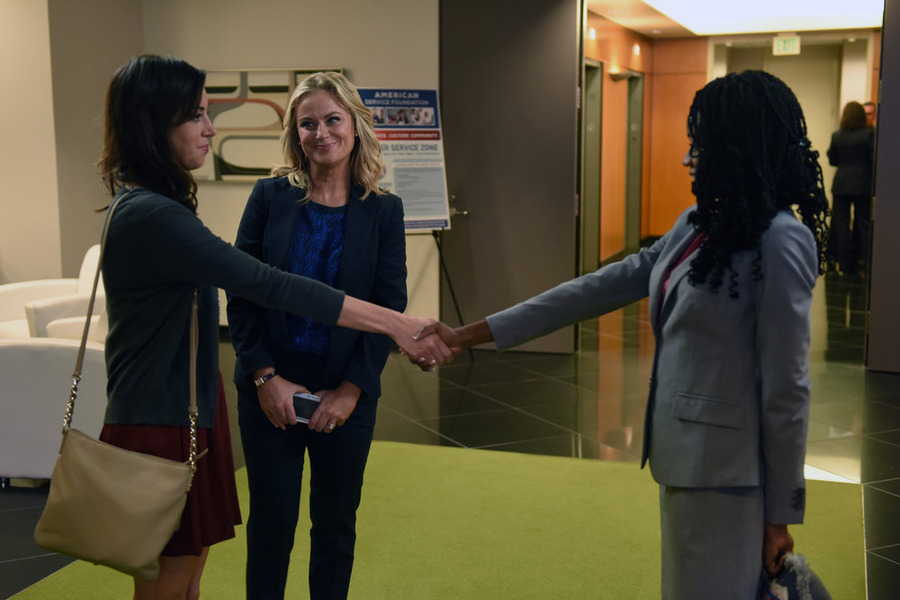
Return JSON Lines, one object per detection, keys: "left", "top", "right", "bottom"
{"left": 293, "top": 392, "right": 321, "bottom": 424}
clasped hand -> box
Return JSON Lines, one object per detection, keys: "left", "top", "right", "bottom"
{"left": 399, "top": 320, "right": 470, "bottom": 371}
{"left": 395, "top": 318, "right": 467, "bottom": 371}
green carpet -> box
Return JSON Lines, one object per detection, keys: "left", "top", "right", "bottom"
{"left": 15, "top": 441, "right": 865, "bottom": 599}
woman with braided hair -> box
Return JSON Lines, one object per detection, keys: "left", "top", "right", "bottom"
{"left": 686, "top": 70, "right": 829, "bottom": 295}
{"left": 417, "top": 70, "right": 830, "bottom": 599}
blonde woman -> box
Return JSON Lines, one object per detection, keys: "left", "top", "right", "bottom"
{"left": 227, "top": 72, "right": 407, "bottom": 599}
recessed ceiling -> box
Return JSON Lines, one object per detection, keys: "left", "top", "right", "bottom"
{"left": 585, "top": 0, "right": 884, "bottom": 38}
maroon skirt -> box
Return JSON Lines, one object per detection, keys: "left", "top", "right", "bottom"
{"left": 99, "top": 372, "right": 242, "bottom": 556}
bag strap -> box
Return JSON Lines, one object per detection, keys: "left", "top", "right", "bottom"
{"left": 187, "top": 288, "right": 202, "bottom": 480}
{"left": 71, "top": 193, "right": 126, "bottom": 379}
{"left": 64, "top": 192, "right": 127, "bottom": 432}
{"left": 64, "top": 190, "right": 202, "bottom": 473}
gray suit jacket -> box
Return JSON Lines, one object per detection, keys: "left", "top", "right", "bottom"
{"left": 487, "top": 208, "right": 817, "bottom": 524}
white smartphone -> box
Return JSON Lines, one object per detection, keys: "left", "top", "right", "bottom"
{"left": 293, "top": 392, "right": 321, "bottom": 424}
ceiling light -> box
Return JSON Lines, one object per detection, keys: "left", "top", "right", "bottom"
{"left": 643, "top": 0, "right": 884, "bottom": 35}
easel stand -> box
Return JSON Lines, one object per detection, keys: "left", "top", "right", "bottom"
{"left": 432, "top": 230, "right": 475, "bottom": 362}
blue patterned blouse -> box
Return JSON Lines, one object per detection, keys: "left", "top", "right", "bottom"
{"left": 286, "top": 201, "right": 348, "bottom": 355}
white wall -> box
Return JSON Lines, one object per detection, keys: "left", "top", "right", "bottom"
{"left": 0, "top": 0, "right": 440, "bottom": 319}
{"left": 839, "top": 37, "right": 872, "bottom": 111}
{"left": 47, "top": 0, "right": 144, "bottom": 275}
{"left": 0, "top": 0, "right": 61, "bottom": 282}
{"left": 141, "top": 0, "right": 441, "bottom": 319}
{"left": 1, "top": 0, "right": 145, "bottom": 282}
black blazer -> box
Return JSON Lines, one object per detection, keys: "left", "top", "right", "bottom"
{"left": 827, "top": 127, "right": 874, "bottom": 197}
{"left": 227, "top": 177, "right": 407, "bottom": 403}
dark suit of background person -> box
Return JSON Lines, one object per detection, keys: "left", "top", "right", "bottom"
{"left": 228, "top": 177, "right": 406, "bottom": 599}
{"left": 827, "top": 101, "right": 875, "bottom": 277}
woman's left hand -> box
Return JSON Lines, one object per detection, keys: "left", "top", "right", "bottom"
{"left": 308, "top": 381, "right": 362, "bottom": 433}
{"left": 763, "top": 522, "right": 794, "bottom": 575}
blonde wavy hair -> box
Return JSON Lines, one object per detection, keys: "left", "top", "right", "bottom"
{"left": 272, "top": 71, "right": 385, "bottom": 200}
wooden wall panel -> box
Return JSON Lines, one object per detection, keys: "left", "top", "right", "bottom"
{"left": 653, "top": 37, "right": 708, "bottom": 74}
{"left": 646, "top": 38, "right": 708, "bottom": 236}
{"left": 585, "top": 12, "right": 649, "bottom": 72}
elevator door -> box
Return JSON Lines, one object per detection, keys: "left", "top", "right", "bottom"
{"left": 582, "top": 61, "right": 602, "bottom": 275}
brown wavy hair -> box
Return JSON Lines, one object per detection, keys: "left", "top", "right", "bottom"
{"left": 839, "top": 101, "right": 868, "bottom": 131}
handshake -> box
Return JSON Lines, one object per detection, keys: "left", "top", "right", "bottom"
{"left": 397, "top": 318, "right": 493, "bottom": 371}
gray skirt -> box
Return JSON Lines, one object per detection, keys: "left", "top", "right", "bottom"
{"left": 659, "top": 484, "right": 765, "bottom": 600}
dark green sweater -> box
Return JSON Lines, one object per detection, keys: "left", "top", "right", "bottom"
{"left": 101, "top": 188, "right": 345, "bottom": 428}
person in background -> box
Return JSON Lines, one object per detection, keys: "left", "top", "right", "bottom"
{"left": 417, "top": 70, "right": 830, "bottom": 600}
{"left": 226, "top": 71, "right": 404, "bottom": 600}
{"left": 827, "top": 101, "right": 875, "bottom": 278}
{"left": 97, "top": 55, "right": 449, "bottom": 600}
{"left": 863, "top": 101, "right": 877, "bottom": 128}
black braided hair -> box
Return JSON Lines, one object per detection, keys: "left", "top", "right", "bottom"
{"left": 685, "top": 70, "right": 831, "bottom": 297}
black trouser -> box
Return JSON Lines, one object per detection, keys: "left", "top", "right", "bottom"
{"left": 239, "top": 395, "right": 376, "bottom": 600}
{"left": 831, "top": 193, "right": 872, "bottom": 274}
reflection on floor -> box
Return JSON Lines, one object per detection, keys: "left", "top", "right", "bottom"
{"left": 371, "top": 272, "right": 898, "bottom": 599}
{"left": 2, "top": 272, "right": 898, "bottom": 599}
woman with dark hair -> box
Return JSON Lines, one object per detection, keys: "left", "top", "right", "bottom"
{"left": 418, "top": 70, "right": 830, "bottom": 599}
{"left": 226, "top": 71, "right": 406, "bottom": 599}
{"left": 827, "top": 100, "right": 875, "bottom": 277}
{"left": 97, "top": 55, "right": 449, "bottom": 600}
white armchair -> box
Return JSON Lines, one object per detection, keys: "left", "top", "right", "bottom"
{"left": 0, "top": 244, "right": 104, "bottom": 338}
{"left": 44, "top": 309, "right": 108, "bottom": 344}
{"left": 0, "top": 338, "right": 107, "bottom": 481}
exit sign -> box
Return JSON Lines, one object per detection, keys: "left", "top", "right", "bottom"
{"left": 773, "top": 35, "right": 801, "bottom": 56}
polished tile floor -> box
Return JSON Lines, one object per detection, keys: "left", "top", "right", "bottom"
{"left": 2, "top": 272, "right": 899, "bottom": 599}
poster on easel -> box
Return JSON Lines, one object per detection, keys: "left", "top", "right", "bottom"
{"left": 358, "top": 88, "right": 451, "bottom": 231}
